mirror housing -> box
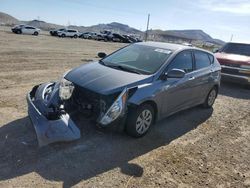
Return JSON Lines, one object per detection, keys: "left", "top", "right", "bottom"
{"left": 162, "top": 69, "right": 185, "bottom": 80}
{"left": 212, "top": 48, "right": 219, "bottom": 53}
{"left": 98, "top": 52, "right": 107, "bottom": 58}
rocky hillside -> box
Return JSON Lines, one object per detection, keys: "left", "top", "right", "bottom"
{"left": 148, "top": 29, "right": 224, "bottom": 45}
{"left": 23, "top": 20, "right": 62, "bottom": 31}
{"left": 0, "top": 12, "right": 20, "bottom": 25}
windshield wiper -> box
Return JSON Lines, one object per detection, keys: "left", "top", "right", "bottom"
{"left": 106, "top": 64, "right": 142, "bottom": 75}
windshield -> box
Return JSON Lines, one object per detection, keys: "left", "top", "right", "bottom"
{"left": 220, "top": 43, "right": 250, "bottom": 56}
{"left": 101, "top": 44, "right": 172, "bottom": 74}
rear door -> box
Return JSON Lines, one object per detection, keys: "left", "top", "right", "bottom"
{"left": 192, "top": 50, "right": 214, "bottom": 102}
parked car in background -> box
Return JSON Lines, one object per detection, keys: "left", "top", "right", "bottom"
{"left": 11, "top": 25, "right": 40, "bottom": 35}
{"left": 80, "top": 32, "right": 98, "bottom": 39}
{"left": 123, "top": 35, "right": 137, "bottom": 43}
{"left": 95, "top": 34, "right": 108, "bottom": 42}
{"left": 214, "top": 42, "right": 250, "bottom": 85}
{"left": 79, "top": 32, "right": 90, "bottom": 39}
{"left": 57, "top": 29, "right": 79, "bottom": 38}
{"left": 27, "top": 42, "right": 221, "bottom": 146}
{"left": 112, "top": 33, "right": 131, "bottom": 43}
{"left": 50, "top": 28, "right": 66, "bottom": 36}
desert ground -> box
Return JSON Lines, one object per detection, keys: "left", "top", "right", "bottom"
{"left": 0, "top": 26, "right": 249, "bottom": 188}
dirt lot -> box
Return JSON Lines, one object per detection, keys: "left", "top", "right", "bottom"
{"left": 0, "top": 27, "right": 249, "bottom": 188}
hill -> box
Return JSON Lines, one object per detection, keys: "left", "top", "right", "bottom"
{"left": 148, "top": 29, "right": 225, "bottom": 45}
{"left": 0, "top": 12, "right": 20, "bottom": 25}
{"left": 23, "top": 20, "right": 62, "bottom": 31}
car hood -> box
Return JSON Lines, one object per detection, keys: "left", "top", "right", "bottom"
{"left": 215, "top": 52, "right": 250, "bottom": 66}
{"left": 65, "top": 62, "right": 153, "bottom": 95}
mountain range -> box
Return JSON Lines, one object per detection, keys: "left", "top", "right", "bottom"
{"left": 0, "top": 12, "right": 224, "bottom": 45}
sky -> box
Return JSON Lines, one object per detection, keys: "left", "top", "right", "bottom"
{"left": 0, "top": 0, "right": 250, "bottom": 42}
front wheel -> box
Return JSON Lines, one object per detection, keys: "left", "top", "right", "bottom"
{"left": 73, "top": 35, "right": 77, "bottom": 38}
{"left": 126, "top": 104, "right": 155, "bottom": 137}
{"left": 203, "top": 87, "right": 218, "bottom": 108}
{"left": 34, "top": 31, "right": 38, "bottom": 36}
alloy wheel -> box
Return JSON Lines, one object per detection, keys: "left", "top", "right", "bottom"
{"left": 135, "top": 109, "right": 152, "bottom": 134}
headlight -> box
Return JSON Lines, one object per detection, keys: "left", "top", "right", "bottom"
{"left": 99, "top": 88, "right": 127, "bottom": 125}
{"left": 59, "top": 78, "right": 74, "bottom": 100}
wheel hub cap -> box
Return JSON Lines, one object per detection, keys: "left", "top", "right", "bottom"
{"left": 208, "top": 90, "right": 216, "bottom": 106}
{"left": 136, "top": 109, "right": 152, "bottom": 134}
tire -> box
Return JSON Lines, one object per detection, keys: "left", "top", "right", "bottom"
{"left": 73, "top": 35, "right": 77, "bottom": 38}
{"left": 61, "top": 34, "right": 66, "bottom": 38}
{"left": 17, "top": 30, "right": 22, "bottom": 34}
{"left": 126, "top": 104, "right": 155, "bottom": 137}
{"left": 34, "top": 31, "right": 38, "bottom": 36}
{"left": 203, "top": 87, "right": 218, "bottom": 108}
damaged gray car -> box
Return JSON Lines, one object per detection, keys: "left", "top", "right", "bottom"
{"left": 27, "top": 42, "right": 221, "bottom": 146}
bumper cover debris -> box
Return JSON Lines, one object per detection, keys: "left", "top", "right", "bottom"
{"left": 27, "top": 84, "right": 80, "bottom": 147}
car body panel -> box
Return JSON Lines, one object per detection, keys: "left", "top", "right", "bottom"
{"left": 65, "top": 62, "right": 152, "bottom": 95}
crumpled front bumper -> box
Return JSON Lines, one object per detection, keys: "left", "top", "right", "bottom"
{"left": 27, "top": 83, "right": 81, "bottom": 147}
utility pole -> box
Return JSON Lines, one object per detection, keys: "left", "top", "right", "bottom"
{"left": 145, "top": 14, "right": 150, "bottom": 41}
{"left": 230, "top": 34, "right": 233, "bottom": 42}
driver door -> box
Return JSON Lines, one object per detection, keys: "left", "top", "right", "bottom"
{"left": 161, "top": 50, "right": 197, "bottom": 116}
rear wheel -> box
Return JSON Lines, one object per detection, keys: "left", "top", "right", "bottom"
{"left": 34, "top": 31, "right": 38, "bottom": 36}
{"left": 73, "top": 35, "right": 77, "bottom": 38}
{"left": 126, "top": 104, "right": 155, "bottom": 137}
{"left": 17, "top": 30, "right": 22, "bottom": 34}
{"left": 61, "top": 34, "right": 66, "bottom": 38}
{"left": 203, "top": 87, "right": 218, "bottom": 108}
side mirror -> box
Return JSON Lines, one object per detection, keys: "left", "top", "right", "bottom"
{"left": 212, "top": 48, "right": 219, "bottom": 53}
{"left": 162, "top": 69, "right": 185, "bottom": 80}
{"left": 98, "top": 52, "right": 107, "bottom": 58}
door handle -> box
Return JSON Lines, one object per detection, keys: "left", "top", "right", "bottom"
{"left": 188, "top": 77, "right": 195, "bottom": 81}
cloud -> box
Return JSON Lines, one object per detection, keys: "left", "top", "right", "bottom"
{"left": 197, "top": 0, "right": 250, "bottom": 15}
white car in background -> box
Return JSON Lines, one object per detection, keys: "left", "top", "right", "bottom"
{"left": 57, "top": 29, "right": 79, "bottom": 38}
{"left": 11, "top": 25, "right": 40, "bottom": 36}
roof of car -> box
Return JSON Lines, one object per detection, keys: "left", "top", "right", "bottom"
{"left": 137, "top": 41, "right": 192, "bottom": 51}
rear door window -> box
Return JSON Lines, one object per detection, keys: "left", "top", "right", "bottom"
{"left": 25, "top": 27, "right": 34, "bottom": 29}
{"left": 194, "top": 51, "right": 211, "bottom": 70}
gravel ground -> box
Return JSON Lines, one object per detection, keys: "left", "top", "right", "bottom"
{"left": 0, "top": 27, "right": 249, "bottom": 188}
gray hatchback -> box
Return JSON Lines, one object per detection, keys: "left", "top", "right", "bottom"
{"left": 27, "top": 42, "right": 221, "bottom": 146}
